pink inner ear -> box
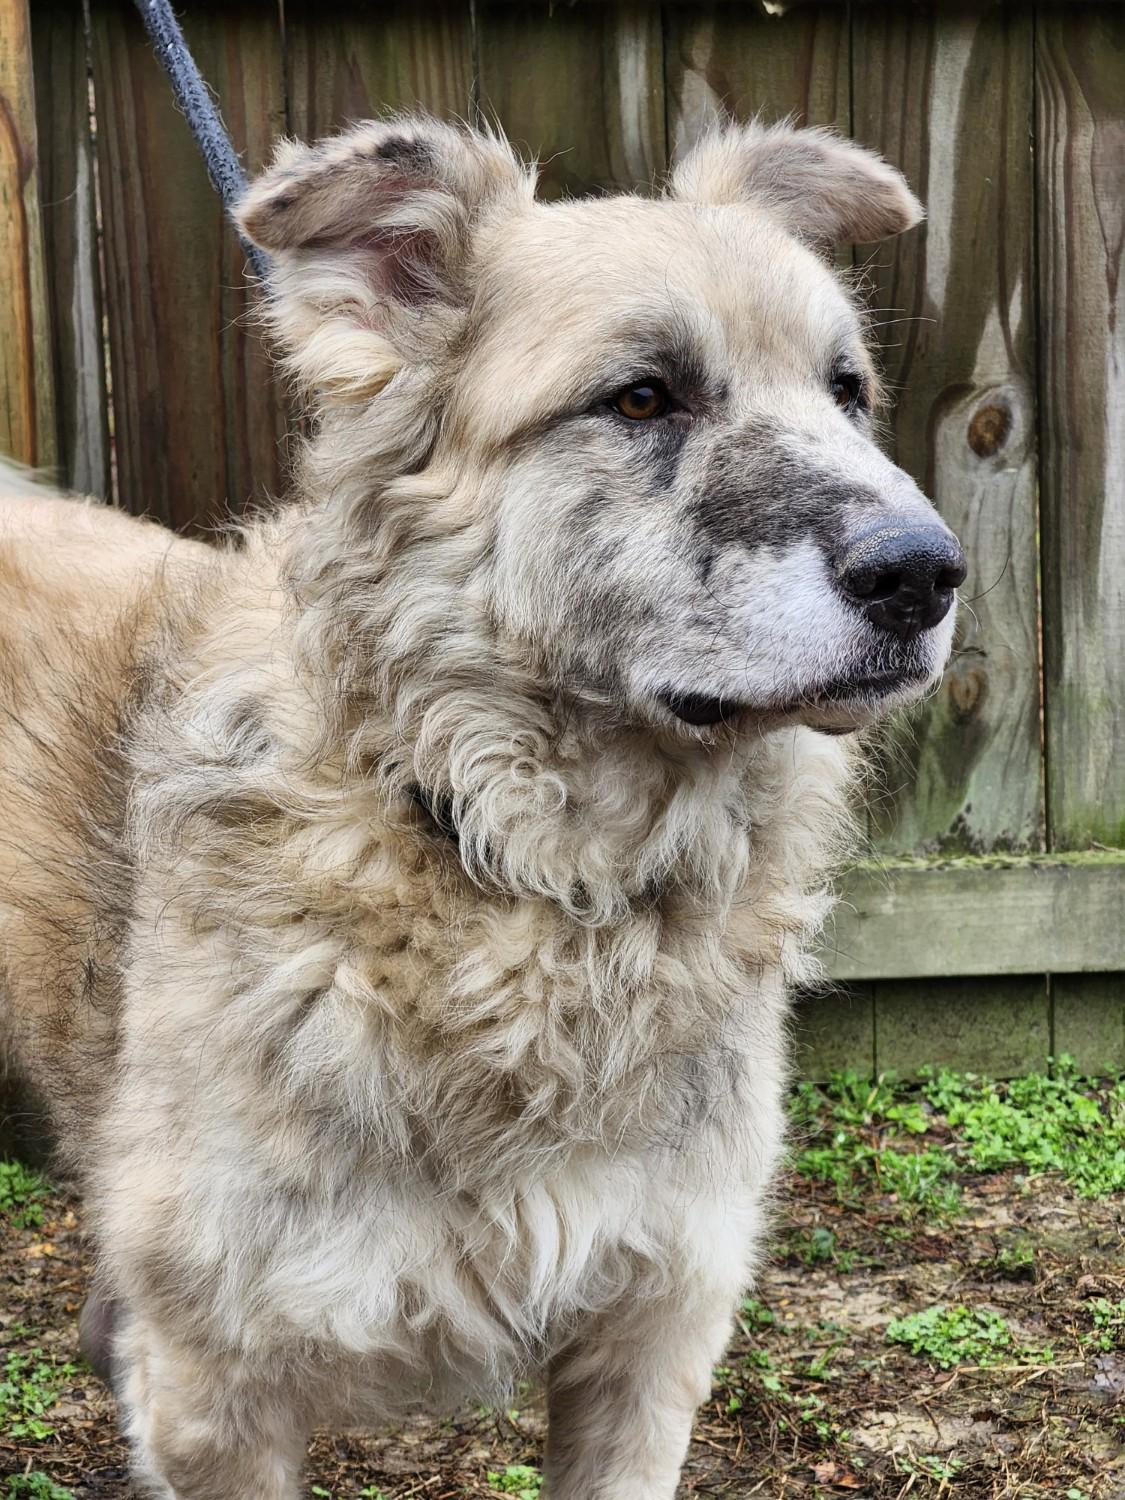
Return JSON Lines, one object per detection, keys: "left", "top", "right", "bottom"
{"left": 326, "top": 225, "right": 445, "bottom": 309}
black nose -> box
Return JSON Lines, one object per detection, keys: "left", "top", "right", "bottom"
{"left": 836, "top": 524, "right": 967, "bottom": 640}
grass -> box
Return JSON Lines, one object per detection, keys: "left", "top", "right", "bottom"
{"left": 714, "top": 1302, "right": 855, "bottom": 1449}
{"left": 795, "top": 1063, "right": 1122, "bottom": 1382}
{"left": 919, "top": 1062, "right": 1125, "bottom": 1198}
{"left": 790, "top": 1072, "right": 963, "bottom": 1220}
{"left": 0, "top": 1160, "right": 48, "bottom": 1231}
{"left": 486, "top": 1467, "right": 543, "bottom": 1498}
{"left": 0, "top": 1350, "right": 77, "bottom": 1442}
{"left": 791, "top": 1060, "right": 1125, "bottom": 1212}
{"left": 783, "top": 1225, "right": 859, "bottom": 1271}
{"left": 900, "top": 1455, "right": 964, "bottom": 1483}
{"left": 1083, "top": 1298, "right": 1125, "bottom": 1352}
{"left": 310, "top": 1490, "right": 385, "bottom": 1499}
{"left": 978, "top": 1238, "right": 1036, "bottom": 1280}
{"left": 739, "top": 1296, "right": 776, "bottom": 1331}
{"left": 2, "top": 1478, "right": 75, "bottom": 1500}
{"left": 885, "top": 1305, "right": 1014, "bottom": 1368}
{"left": 712, "top": 1347, "right": 850, "bottom": 1447}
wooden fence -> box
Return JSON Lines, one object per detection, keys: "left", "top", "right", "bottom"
{"left": 2, "top": 0, "right": 1122, "bottom": 1079}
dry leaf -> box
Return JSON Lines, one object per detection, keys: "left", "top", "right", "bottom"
{"left": 811, "top": 1459, "right": 864, "bottom": 1488}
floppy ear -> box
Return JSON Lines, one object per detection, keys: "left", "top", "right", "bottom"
{"left": 236, "top": 115, "right": 533, "bottom": 404}
{"left": 670, "top": 120, "right": 922, "bottom": 248}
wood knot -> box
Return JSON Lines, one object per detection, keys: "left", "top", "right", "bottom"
{"left": 949, "top": 666, "right": 986, "bottom": 721}
{"left": 967, "top": 403, "right": 1012, "bottom": 458}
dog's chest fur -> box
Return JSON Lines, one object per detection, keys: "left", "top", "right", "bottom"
{"left": 85, "top": 590, "right": 838, "bottom": 1403}
{"left": 106, "top": 776, "right": 774, "bottom": 1366}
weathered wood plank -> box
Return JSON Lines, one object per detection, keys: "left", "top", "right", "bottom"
{"left": 664, "top": 3, "right": 857, "bottom": 315}
{"left": 799, "top": 970, "right": 1073, "bottom": 1083}
{"left": 1035, "top": 9, "right": 1125, "bottom": 850}
{"left": 665, "top": 2, "right": 849, "bottom": 152}
{"left": 874, "top": 975, "right": 1050, "bottom": 1081}
{"left": 476, "top": 2, "right": 666, "bottom": 198}
{"left": 854, "top": 20, "right": 1038, "bottom": 853}
{"left": 821, "top": 858, "right": 1125, "bottom": 981}
{"left": 284, "top": 1, "right": 475, "bottom": 142}
{"left": 191, "top": 9, "right": 292, "bottom": 518}
{"left": 795, "top": 985, "right": 874, "bottom": 1083}
{"left": 1052, "top": 974, "right": 1124, "bottom": 1079}
{"left": 852, "top": 7, "right": 1042, "bottom": 856}
{"left": 31, "top": 0, "right": 109, "bottom": 499}
{"left": 89, "top": 1, "right": 286, "bottom": 530}
{"left": 0, "top": 0, "right": 57, "bottom": 470}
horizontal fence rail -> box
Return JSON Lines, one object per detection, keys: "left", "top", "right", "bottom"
{"left": 1, "top": 0, "right": 1121, "bottom": 1081}
{"left": 821, "top": 856, "right": 1125, "bottom": 980}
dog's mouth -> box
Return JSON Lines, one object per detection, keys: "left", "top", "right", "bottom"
{"left": 658, "top": 690, "right": 744, "bottom": 727}
{"left": 659, "top": 668, "right": 929, "bottom": 730}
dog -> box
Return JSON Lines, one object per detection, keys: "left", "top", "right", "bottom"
{"left": 0, "top": 116, "right": 963, "bottom": 1498}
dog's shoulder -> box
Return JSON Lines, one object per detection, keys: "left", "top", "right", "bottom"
{"left": 0, "top": 484, "right": 206, "bottom": 598}
{"left": 0, "top": 481, "right": 216, "bottom": 713}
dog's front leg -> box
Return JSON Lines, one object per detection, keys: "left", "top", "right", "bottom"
{"left": 115, "top": 1312, "right": 308, "bottom": 1500}
{"left": 544, "top": 1291, "right": 735, "bottom": 1500}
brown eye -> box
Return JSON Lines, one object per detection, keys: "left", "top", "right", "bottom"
{"left": 829, "top": 370, "right": 864, "bottom": 413}
{"left": 612, "top": 382, "right": 669, "bottom": 421}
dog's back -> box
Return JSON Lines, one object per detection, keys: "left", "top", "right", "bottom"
{"left": 0, "top": 469, "right": 206, "bottom": 1143}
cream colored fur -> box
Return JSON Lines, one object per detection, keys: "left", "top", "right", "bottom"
{"left": 0, "top": 117, "right": 950, "bottom": 1498}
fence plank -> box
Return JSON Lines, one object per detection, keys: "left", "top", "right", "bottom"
{"left": 31, "top": 1, "right": 109, "bottom": 499}
{"left": 89, "top": 1, "right": 287, "bottom": 531}
{"left": 1052, "top": 974, "right": 1124, "bottom": 1079}
{"left": 874, "top": 975, "right": 1051, "bottom": 1081}
{"left": 192, "top": 9, "right": 293, "bottom": 520}
{"left": 852, "top": 7, "right": 1041, "bottom": 856}
{"left": 1036, "top": 9, "right": 1125, "bottom": 851}
{"left": 796, "top": 986, "right": 874, "bottom": 1083}
{"left": 285, "top": 2, "right": 475, "bottom": 142}
{"left": 0, "top": 0, "right": 57, "bottom": 470}
{"left": 665, "top": 3, "right": 849, "bottom": 151}
{"left": 476, "top": 1, "right": 666, "bottom": 198}
{"left": 821, "top": 858, "right": 1125, "bottom": 981}
{"left": 849, "top": 10, "right": 1047, "bottom": 1066}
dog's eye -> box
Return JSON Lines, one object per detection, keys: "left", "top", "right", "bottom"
{"left": 611, "top": 382, "right": 670, "bottom": 421}
{"left": 829, "top": 370, "right": 866, "bottom": 414}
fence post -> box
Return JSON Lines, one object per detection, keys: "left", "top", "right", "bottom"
{"left": 0, "top": 0, "right": 57, "bottom": 470}
{"left": 1036, "top": 9, "right": 1125, "bottom": 852}
{"left": 1036, "top": 7, "right": 1125, "bottom": 1072}
{"left": 31, "top": 0, "right": 110, "bottom": 499}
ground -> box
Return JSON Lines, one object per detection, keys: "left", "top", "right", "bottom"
{"left": 2, "top": 1067, "right": 1123, "bottom": 1500}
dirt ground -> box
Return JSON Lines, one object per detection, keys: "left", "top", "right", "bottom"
{"left": 2, "top": 1094, "right": 1123, "bottom": 1499}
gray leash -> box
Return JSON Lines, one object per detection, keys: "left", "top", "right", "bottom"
{"left": 131, "top": 0, "right": 271, "bottom": 283}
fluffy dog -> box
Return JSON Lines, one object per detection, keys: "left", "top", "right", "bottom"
{"left": 0, "top": 116, "right": 963, "bottom": 1498}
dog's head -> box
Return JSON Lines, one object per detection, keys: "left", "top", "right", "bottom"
{"left": 238, "top": 116, "right": 962, "bottom": 736}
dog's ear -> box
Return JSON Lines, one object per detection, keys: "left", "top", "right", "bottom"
{"left": 236, "top": 116, "right": 533, "bottom": 403}
{"left": 670, "top": 121, "right": 922, "bottom": 248}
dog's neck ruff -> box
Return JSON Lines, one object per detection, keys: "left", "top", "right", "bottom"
{"left": 282, "top": 486, "right": 853, "bottom": 936}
